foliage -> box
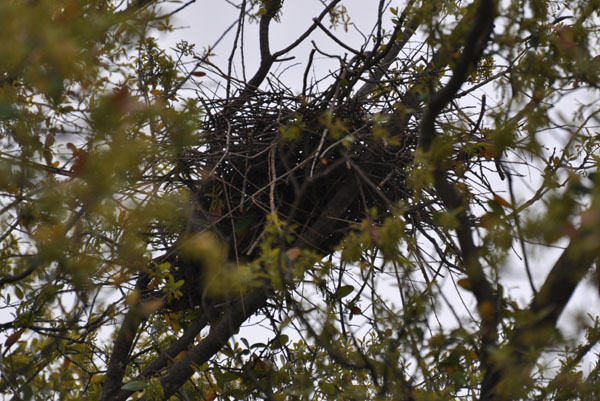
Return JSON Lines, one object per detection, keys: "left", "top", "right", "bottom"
{"left": 2, "top": 0, "right": 600, "bottom": 400}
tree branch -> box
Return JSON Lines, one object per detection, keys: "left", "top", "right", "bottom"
{"left": 272, "top": 0, "right": 342, "bottom": 59}
{"left": 415, "top": 0, "right": 498, "bottom": 382}
{"left": 480, "top": 209, "right": 600, "bottom": 400}
{"left": 113, "top": 315, "right": 209, "bottom": 401}
{"left": 228, "top": 0, "right": 341, "bottom": 111}
{"left": 225, "top": 0, "right": 281, "bottom": 109}
{"left": 99, "top": 275, "right": 150, "bottom": 401}
{"left": 142, "top": 288, "right": 270, "bottom": 401}
{"left": 354, "top": 0, "right": 421, "bottom": 102}
{"left": 0, "top": 257, "right": 40, "bottom": 287}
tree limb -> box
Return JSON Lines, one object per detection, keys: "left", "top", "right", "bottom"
{"left": 416, "top": 0, "right": 498, "bottom": 383}
{"left": 99, "top": 275, "right": 150, "bottom": 401}
{"left": 113, "top": 314, "right": 209, "bottom": 401}
{"left": 142, "top": 287, "right": 270, "bottom": 401}
{"left": 480, "top": 210, "right": 600, "bottom": 400}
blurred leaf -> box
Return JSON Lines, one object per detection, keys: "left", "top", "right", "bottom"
{"left": 493, "top": 194, "right": 512, "bottom": 209}
{"left": 335, "top": 285, "right": 354, "bottom": 299}
{"left": 121, "top": 381, "right": 148, "bottom": 391}
{"left": 4, "top": 329, "right": 25, "bottom": 348}
{"left": 457, "top": 278, "right": 472, "bottom": 291}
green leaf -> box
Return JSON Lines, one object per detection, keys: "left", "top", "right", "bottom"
{"left": 121, "top": 381, "right": 148, "bottom": 391}
{"left": 335, "top": 285, "right": 354, "bottom": 299}
{"left": 278, "top": 333, "right": 289, "bottom": 345}
{"left": 21, "top": 383, "right": 33, "bottom": 401}
{"left": 270, "top": 334, "right": 289, "bottom": 349}
{"left": 221, "top": 371, "right": 239, "bottom": 382}
{"left": 14, "top": 286, "right": 23, "bottom": 300}
{"left": 318, "top": 380, "right": 337, "bottom": 395}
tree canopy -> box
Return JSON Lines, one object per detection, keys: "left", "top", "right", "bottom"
{"left": 2, "top": 0, "right": 600, "bottom": 400}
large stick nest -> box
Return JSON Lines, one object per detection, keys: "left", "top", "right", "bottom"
{"left": 182, "top": 82, "right": 421, "bottom": 262}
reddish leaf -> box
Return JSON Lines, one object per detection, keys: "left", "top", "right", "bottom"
{"left": 115, "top": 25, "right": 127, "bottom": 37}
{"left": 203, "top": 392, "right": 216, "bottom": 401}
{"left": 4, "top": 329, "right": 25, "bottom": 348}
{"left": 71, "top": 151, "right": 87, "bottom": 176}
{"left": 66, "top": 143, "right": 88, "bottom": 176}
{"left": 45, "top": 133, "right": 55, "bottom": 147}
{"left": 457, "top": 278, "right": 472, "bottom": 291}
{"left": 554, "top": 25, "right": 577, "bottom": 51}
{"left": 493, "top": 193, "right": 512, "bottom": 209}
{"left": 350, "top": 305, "right": 361, "bottom": 314}
{"left": 112, "top": 86, "right": 130, "bottom": 103}
{"left": 285, "top": 247, "right": 301, "bottom": 262}
{"left": 66, "top": 142, "right": 78, "bottom": 153}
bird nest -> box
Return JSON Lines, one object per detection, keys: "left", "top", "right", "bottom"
{"left": 181, "top": 87, "right": 421, "bottom": 262}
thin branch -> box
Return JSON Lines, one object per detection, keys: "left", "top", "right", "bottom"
{"left": 354, "top": 0, "right": 420, "bottom": 102}
{"left": 272, "top": 0, "right": 343, "bottom": 59}
{"left": 310, "top": 17, "right": 361, "bottom": 55}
